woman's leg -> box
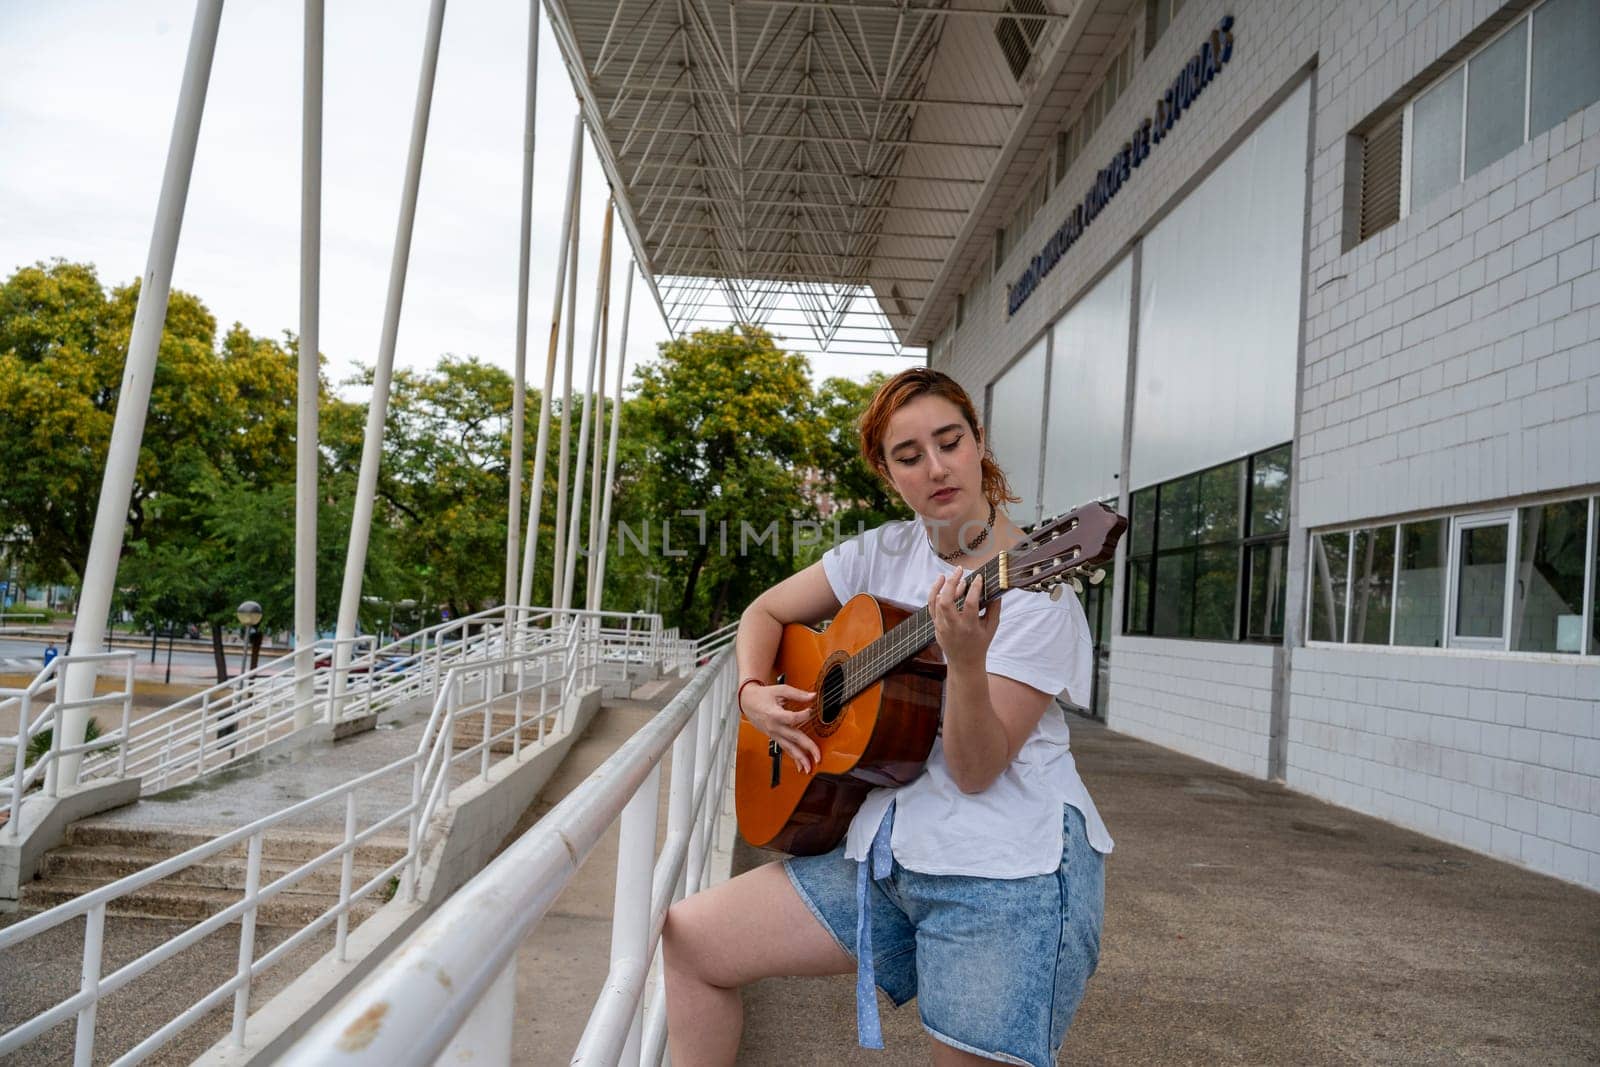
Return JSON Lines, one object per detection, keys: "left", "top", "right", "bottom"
{"left": 662, "top": 860, "right": 854, "bottom": 1066}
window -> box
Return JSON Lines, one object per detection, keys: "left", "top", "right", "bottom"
{"left": 1309, "top": 531, "right": 1349, "bottom": 643}
{"left": 1145, "top": 0, "right": 1187, "bottom": 54}
{"left": 1395, "top": 519, "right": 1448, "bottom": 647}
{"left": 1123, "top": 445, "right": 1289, "bottom": 642}
{"left": 1307, "top": 496, "right": 1598, "bottom": 654}
{"left": 1510, "top": 498, "right": 1589, "bottom": 652}
{"left": 1453, "top": 514, "right": 1512, "bottom": 645}
{"left": 1530, "top": 0, "right": 1600, "bottom": 135}
{"left": 1409, "top": 67, "right": 1465, "bottom": 211}
{"left": 1351, "top": 526, "right": 1397, "bottom": 644}
{"left": 1056, "top": 39, "right": 1135, "bottom": 188}
{"left": 1398, "top": 0, "right": 1600, "bottom": 219}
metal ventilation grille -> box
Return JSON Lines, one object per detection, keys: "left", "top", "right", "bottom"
{"left": 1360, "top": 115, "right": 1403, "bottom": 242}
{"left": 996, "top": 0, "right": 1048, "bottom": 82}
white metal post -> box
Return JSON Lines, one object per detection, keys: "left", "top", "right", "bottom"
{"left": 337, "top": 792, "right": 356, "bottom": 961}
{"left": 584, "top": 266, "right": 609, "bottom": 612}
{"left": 435, "top": 960, "right": 515, "bottom": 1066}
{"left": 294, "top": 0, "right": 324, "bottom": 729}
{"left": 561, "top": 201, "right": 613, "bottom": 613}
{"left": 592, "top": 762, "right": 659, "bottom": 1066}
{"left": 519, "top": 115, "right": 583, "bottom": 609}
{"left": 504, "top": 0, "right": 540, "bottom": 614}
{"left": 334, "top": 0, "right": 449, "bottom": 699}
{"left": 73, "top": 903, "right": 105, "bottom": 1067}
{"left": 591, "top": 265, "right": 634, "bottom": 611}
{"left": 60, "top": 0, "right": 225, "bottom": 786}
{"left": 232, "top": 833, "right": 264, "bottom": 1045}
{"left": 583, "top": 236, "right": 614, "bottom": 612}
{"left": 552, "top": 154, "right": 582, "bottom": 610}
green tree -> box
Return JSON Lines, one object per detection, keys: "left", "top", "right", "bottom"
{"left": 610, "top": 326, "right": 817, "bottom": 634}
{"left": 0, "top": 260, "right": 225, "bottom": 585}
{"left": 333, "top": 356, "right": 516, "bottom": 618}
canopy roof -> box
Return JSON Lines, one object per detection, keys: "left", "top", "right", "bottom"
{"left": 543, "top": 0, "right": 1134, "bottom": 353}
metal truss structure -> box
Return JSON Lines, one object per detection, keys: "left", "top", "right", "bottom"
{"left": 543, "top": 0, "right": 1098, "bottom": 356}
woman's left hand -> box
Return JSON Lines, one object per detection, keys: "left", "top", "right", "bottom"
{"left": 930, "top": 568, "right": 1001, "bottom": 671}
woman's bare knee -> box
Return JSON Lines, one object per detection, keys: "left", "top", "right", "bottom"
{"left": 662, "top": 898, "right": 718, "bottom": 986}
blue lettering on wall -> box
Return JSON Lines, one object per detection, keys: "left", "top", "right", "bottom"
{"left": 1007, "top": 15, "right": 1235, "bottom": 317}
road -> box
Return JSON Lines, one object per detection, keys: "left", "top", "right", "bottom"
{"left": 0, "top": 635, "right": 224, "bottom": 674}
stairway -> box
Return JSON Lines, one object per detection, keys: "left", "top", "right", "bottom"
{"left": 19, "top": 822, "right": 407, "bottom": 928}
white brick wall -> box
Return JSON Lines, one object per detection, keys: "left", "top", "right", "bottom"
{"left": 925, "top": 0, "right": 1600, "bottom": 893}
{"left": 1108, "top": 637, "right": 1277, "bottom": 779}
{"left": 1289, "top": 647, "right": 1600, "bottom": 891}
{"left": 1300, "top": 97, "right": 1600, "bottom": 528}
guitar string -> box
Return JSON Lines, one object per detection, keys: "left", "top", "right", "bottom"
{"left": 793, "top": 516, "right": 1102, "bottom": 726}
{"left": 836, "top": 554, "right": 1006, "bottom": 709}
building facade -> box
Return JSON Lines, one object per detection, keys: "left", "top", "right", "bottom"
{"left": 920, "top": 0, "right": 1600, "bottom": 891}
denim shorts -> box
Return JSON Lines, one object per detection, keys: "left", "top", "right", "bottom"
{"left": 783, "top": 804, "right": 1104, "bottom": 1067}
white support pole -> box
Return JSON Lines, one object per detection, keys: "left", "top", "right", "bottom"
{"left": 334, "top": 0, "right": 448, "bottom": 687}
{"left": 437, "top": 959, "right": 515, "bottom": 1065}
{"left": 294, "top": 0, "right": 324, "bottom": 729}
{"left": 591, "top": 264, "right": 634, "bottom": 612}
{"left": 552, "top": 154, "right": 582, "bottom": 611}
{"left": 518, "top": 115, "right": 582, "bottom": 609}
{"left": 503, "top": 0, "right": 539, "bottom": 615}
{"left": 561, "top": 201, "right": 613, "bottom": 614}
{"left": 583, "top": 225, "right": 612, "bottom": 612}
{"left": 61, "top": 0, "right": 224, "bottom": 785}
{"left": 612, "top": 763, "right": 659, "bottom": 1064}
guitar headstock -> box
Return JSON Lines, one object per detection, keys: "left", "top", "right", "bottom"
{"left": 1000, "top": 502, "right": 1128, "bottom": 600}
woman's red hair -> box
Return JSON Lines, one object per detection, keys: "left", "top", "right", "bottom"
{"left": 857, "top": 368, "right": 1018, "bottom": 507}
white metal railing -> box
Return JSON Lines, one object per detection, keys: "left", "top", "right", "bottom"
{"left": 693, "top": 620, "right": 739, "bottom": 662}
{"left": 0, "top": 611, "right": 50, "bottom": 627}
{"left": 57, "top": 606, "right": 666, "bottom": 802}
{"left": 71, "top": 636, "right": 370, "bottom": 797}
{"left": 2, "top": 651, "right": 137, "bottom": 831}
{"left": 280, "top": 648, "right": 739, "bottom": 1066}
{"left": 0, "top": 606, "right": 656, "bottom": 1065}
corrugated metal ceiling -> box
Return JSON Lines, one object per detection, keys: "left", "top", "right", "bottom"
{"left": 543, "top": 0, "right": 1108, "bottom": 354}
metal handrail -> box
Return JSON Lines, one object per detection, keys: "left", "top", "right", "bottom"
{"left": 1, "top": 651, "right": 137, "bottom": 831}
{"left": 280, "top": 649, "right": 738, "bottom": 1065}
{"left": 0, "top": 606, "right": 644, "bottom": 1065}
{"left": 694, "top": 620, "right": 740, "bottom": 660}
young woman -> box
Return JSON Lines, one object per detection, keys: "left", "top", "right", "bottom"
{"left": 662, "top": 367, "right": 1112, "bottom": 1066}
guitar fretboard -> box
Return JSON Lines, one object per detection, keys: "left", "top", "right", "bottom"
{"left": 835, "top": 554, "right": 1004, "bottom": 704}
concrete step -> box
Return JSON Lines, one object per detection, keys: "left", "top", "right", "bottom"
{"left": 18, "top": 874, "right": 387, "bottom": 927}
{"left": 65, "top": 822, "right": 409, "bottom": 866}
{"left": 450, "top": 710, "right": 554, "bottom": 753}
{"left": 38, "top": 843, "right": 395, "bottom": 895}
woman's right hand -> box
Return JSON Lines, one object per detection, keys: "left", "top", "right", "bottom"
{"left": 741, "top": 683, "right": 820, "bottom": 774}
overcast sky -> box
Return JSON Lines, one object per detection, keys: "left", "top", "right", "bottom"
{"left": 0, "top": 0, "right": 922, "bottom": 398}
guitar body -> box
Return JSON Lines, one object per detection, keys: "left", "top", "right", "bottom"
{"left": 735, "top": 593, "right": 946, "bottom": 856}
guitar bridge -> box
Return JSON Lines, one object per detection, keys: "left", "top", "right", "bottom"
{"left": 769, "top": 739, "right": 781, "bottom": 787}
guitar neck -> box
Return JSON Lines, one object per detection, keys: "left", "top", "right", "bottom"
{"left": 840, "top": 554, "right": 1004, "bottom": 702}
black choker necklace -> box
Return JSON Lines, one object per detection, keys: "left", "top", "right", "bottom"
{"left": 935, "top": 500, "right": 996, "bottom": 562}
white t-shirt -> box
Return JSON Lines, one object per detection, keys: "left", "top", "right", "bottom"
{"left": 821, "top": 519, "right": 1114, "bottom": 877}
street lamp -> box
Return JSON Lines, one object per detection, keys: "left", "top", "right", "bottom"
{"left": 236, "top": 600, "right": 264, "bottom": 675}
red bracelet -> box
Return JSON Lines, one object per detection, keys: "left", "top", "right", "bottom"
{"left": 736, "top": 677, "right": 763, "bottom": 715}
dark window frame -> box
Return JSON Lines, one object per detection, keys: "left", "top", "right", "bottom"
{"left": 1123, "top": 444, "right": 1290, "bottom": 643}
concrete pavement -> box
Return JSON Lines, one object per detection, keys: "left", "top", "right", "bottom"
{"left": 733, "top": 713, "right": 1600, "bottom": 1065}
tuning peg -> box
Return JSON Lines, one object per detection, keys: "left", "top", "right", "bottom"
{"left": 1089, "top": 568, "right": 1106, "bottom": 586}
{"left": 1048, "top": 584, "right": 1065, "bottom": 602}
{"left": 1070, "top": 577, "right": 1084, "bottom": 595}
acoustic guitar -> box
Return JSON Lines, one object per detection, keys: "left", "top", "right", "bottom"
{"left": 735, "top": 501, "right": 1128, "bottom": 855}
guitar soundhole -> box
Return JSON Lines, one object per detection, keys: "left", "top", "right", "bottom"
{"left": 818, "top": 663, "right": 847, "bottom": 727}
